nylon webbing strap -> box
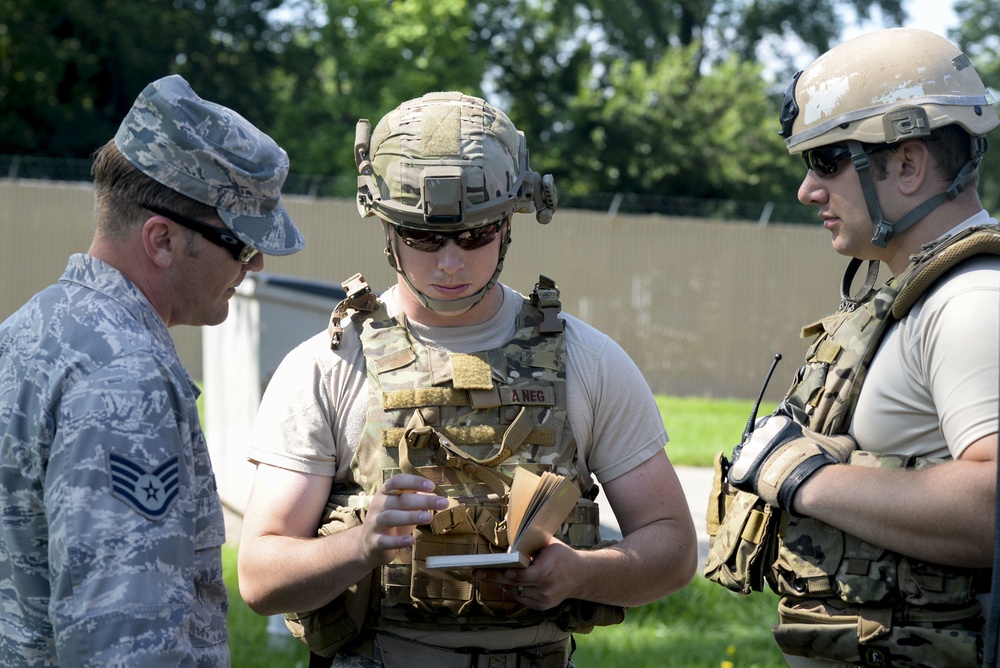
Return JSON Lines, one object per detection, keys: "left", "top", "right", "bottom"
{"left": 804, "top": 576, "right": 834, "bottom": 597}
{"left": 429, "top": 505, "right": 478, "bottom": 535}
{"left": 494, "top": 406, "right": 534, "bottom": 467}
{"left": 893, "top": 228, "right": 1000, "bottom": 318}
{"left": 382, "top": 425, "right": 556, "bottom": 449}
{"left": 374, "top": 633, "right": 570, "bottom": 668}
{"left": 441, "top": 455, "right": 512, "bottom": 499}
{"left": 383, "top": 387, "right": 469, "bottom": 410}
{"left": 424, "top": 409, "right": 536, "bottom": 469}
{"left": 410, "top": 576, "right": 474, "bottom": 612}
{"left": 839, "top": 257, "right": 881, "bottom": 312}
{"left": 328, "top": 273, "right": 378, "bottom": 349}
{"left": 396, "top": 412, "right": 517, "bottom": 500}
{"left": 740, "top": 507, "right": 767, "bottom": 543}
{"left": 398, "top": 423, "right": 432, "bottom": 477}
{"left": 856, "top": 607, "right": 892, "bottom": 644}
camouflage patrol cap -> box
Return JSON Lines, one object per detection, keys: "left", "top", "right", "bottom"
{"left": 114, "top": 74, "right": 304, "bottom": 255}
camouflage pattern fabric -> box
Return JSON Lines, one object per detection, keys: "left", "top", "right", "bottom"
{"left": 330, "top": 652, "right": 381, "bottom": 668}
{"left": 0, "top": 254, "right": 229, "bottom": 667}
{"left": 285, "top": 276, "right": 620, "bottom": 659}
{"left": 351, "top": 280, "right": 590, "bottom": 630}
{"left": 783, "top": 224, "right": 1000, "bottom": 432}
{"left": 368, "top": 91, "right": 523, "bottom": 231}
{"left": 703, "top": 452, "right": 780, "bottom": 595}
{"left": 773, "top": 596, "right": 982, "bottom": 667}
{"left": 770, "top": 227, "right": 1000, "bottom": 664}
{"left": 779, "top": 271, "right": 900, "bottom": 435}
{"left": 328, "top": 657, "right": 577, "bottom": 668}
{"left": 115, "top": 74, "right": 304, "bottom": 255}
{"left": 328, "top": 643, "right": 578, "bottom": 668}
{"left": 705, "top": 226, "right": 1000, "bottom": 665}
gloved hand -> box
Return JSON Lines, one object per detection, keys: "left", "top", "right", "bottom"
{"left": 727, "top": 414, "right": 858, "bottom": 511}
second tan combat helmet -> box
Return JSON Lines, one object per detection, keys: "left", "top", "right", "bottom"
{"left": 779, "top": 28, "right": 998, "bottom": 246}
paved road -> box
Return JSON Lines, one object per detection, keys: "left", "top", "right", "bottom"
{"left": 595, "top": 466, "right": 714, "bottom": 566}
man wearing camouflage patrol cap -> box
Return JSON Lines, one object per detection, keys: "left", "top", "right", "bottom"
{"left": 719, "top": 28, "right": 1000, "bottom": 667}
{"left": 0, "top": 74, "right": 303, "bottom": 665}
{"left": 238, "top": 91, "right": 698, "bottom": 667}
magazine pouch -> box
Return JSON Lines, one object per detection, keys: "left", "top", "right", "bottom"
{"left": 774, "top": 596, "right": 983, "bottom": 667}
{"left": 410, "top": 508, "right": 529, "bottom": 619}
{"left": 772, "top": 452, "right": 979, "bottom": 610}
{"left": 283, "top": 502, "right": 375, "bottom": 658}
{"left": 703, "top": 451, "right": 779, "bottom": 594}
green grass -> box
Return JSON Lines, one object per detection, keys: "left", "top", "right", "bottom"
{"left": 223, "top": 545, "right": 307, "bottom": 667}
{"left": 572, "top": 579, "right": 784, "bottom": 667}
{"left": 656, "top": 395, "right": 778, "bottom": 468}
{"left": 222, "top": 394, "right": 788, "bottom": 667}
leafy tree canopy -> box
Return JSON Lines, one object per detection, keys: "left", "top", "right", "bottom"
{"left": 2, "top": 0, "right": 997, "bottom": 218}
{"left": 0, "top": 0, "right": 288, "bottom": 157}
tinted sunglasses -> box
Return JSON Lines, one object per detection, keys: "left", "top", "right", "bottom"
{"left": 802, "top": 143, "right": 893, "bottom": 177}
{"left": 394, "top": 220, "right": 503, "bottom": 252}
{"left": 801, "top": 145, "right": 853, "bottom": 176}
{"left": 142, "top": 203, "right": 260, "bottom": 264}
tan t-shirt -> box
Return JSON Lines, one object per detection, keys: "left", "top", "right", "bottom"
{"left": 851, "top": 215, "right": 1000, "bottom": 459}
{"left": 248, "top": 282, "right": 669, "bottom": 649}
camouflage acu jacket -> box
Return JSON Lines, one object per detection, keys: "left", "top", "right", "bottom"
{"left": 0, "top": 254, "right": 228, "bottom": 667}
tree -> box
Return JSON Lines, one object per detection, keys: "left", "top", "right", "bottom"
{"left": 953, "top": 0, "right": 1000, "bottom": 213}
{"left": 541, "top": 48, "right": 801, "bottom": 204}
{"left": 0, "top": 0, "right": 289, "bottom": 158}
{"left": 265, "top": 0, "right": 489, "bottom": 195}
{"left": 463, "top": 0, "right": 907, "bottom": 214}
{"left": 8, "top": 0, "right": 987, "bottom": 220}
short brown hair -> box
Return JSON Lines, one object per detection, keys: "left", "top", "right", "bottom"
{"left": 870, "top": 125, "right": 979, "bottom": 190}
{"left": 91, "top": 140, "right": 219, "bottom": 240}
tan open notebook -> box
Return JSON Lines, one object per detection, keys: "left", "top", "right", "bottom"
{"left": 425, "top": 467, "right": 582, "bottom": 570}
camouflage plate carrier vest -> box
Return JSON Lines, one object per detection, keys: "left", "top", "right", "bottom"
{"left": 284, "top": 275, "right": 624, "bottom": 658}
{"left": 706, "top": 225, "right": 1000, "bottom": 667}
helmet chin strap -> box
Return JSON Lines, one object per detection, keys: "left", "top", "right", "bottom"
{"left": 382, "top": 221, "right": 511, "bottom": 315}
{"left": 848, "top": 137, "right": 987, "bottom": 248}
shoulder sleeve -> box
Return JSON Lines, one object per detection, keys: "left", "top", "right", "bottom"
{"left": 249, "top": 328, "right": 368, "bottom": 479}
{"left": 562, "top": 314, "right": 668, "bottom": 483}
{"left": 47, "top": 351, "right": 227, "bottom": 665}
{"left": 916, "top": 260, "right": 1000, "bottom": 457}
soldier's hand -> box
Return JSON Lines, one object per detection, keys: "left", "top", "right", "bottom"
{"left": 727, "top": 414, "right": 857, "bottom": 511}
{"left": 363, "top": 474, "right": 447, "bottom": 566}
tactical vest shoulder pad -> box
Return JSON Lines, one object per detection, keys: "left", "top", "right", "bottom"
{"left": 329, "top": 273, "right": 381, "bottom": 350}
{"left": 530, "top": 275, "right": 564, "bottom": 334}
{"left": 893, "top": 225, "right": 1000, "bottom": 319}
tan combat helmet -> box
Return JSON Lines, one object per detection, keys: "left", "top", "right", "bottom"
{"left": 779, "top": 28, "right": 999, "bottom": 247}
{"left": 355, "top": 92, "right": 557, "bottom": 313}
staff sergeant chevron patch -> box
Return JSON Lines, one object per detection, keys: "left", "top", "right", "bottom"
{"left": 107, "top": 452, "right": 181, "bottom": 521}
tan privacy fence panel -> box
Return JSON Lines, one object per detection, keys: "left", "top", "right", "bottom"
{"left": 1, "top": 180, "right": 865, "bottom": 401}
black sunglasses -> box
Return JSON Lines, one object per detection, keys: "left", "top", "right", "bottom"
{"left": 142, "top": 203, "right": 259, "bottom": 264}
{"left": 801, "top": 145, "right": 854, "bottom": 176}
{"left": 394, "top": 220, "right": 503, "bottom": 253}
{"left": 802, "top": 143, "right": 894, "bottom": 177}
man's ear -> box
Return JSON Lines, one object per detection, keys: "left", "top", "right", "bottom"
{"left": 142, "top": 215, "right": 175, "bottom": 268}
{"left": 896, "top": 140, "right": 931, "bottom": 196}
